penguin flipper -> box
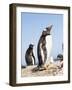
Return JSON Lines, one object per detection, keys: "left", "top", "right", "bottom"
{"left": 32, "top": 52, "right": 36, "bottom": 65}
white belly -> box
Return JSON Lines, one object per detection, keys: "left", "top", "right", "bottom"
{"left": 46, "top": 35, "right": 52, "bottom": 63}
{"left": 31, "top": 56, "right": 34, "bottom": 65}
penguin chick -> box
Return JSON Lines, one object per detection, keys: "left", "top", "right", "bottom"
{"left": 25, "top": 44, "right": 35, "bottom": 66}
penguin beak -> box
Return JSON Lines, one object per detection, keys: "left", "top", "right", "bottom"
{"left": 46, "top": 25, "right": 53, "bottom": 31}
{"left": 49, "top": 25, "right": 53, "bottom": 30}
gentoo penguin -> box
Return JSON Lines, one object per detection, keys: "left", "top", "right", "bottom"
{"left": 25, "top": 44, "right": 35, "bottom": 66}
{"left": 37, "top": 25, "right": 53, "bottom": 67}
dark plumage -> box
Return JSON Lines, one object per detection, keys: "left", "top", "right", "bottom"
{"left": 37, "top": 25, "right": 53, "bottom": 67}
{"left": 25, "top": 44, "right": 35, "bottom": 65}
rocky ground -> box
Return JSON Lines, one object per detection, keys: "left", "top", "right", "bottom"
{"left": 21, "top": 60, "right": 63, "bottom": 77}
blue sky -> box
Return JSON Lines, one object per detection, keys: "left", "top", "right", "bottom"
{"left": 21, "top": 12, "right": 63, "bottom": 66}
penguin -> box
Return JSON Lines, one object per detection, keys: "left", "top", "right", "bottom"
{"left": 37, "top": 25, "right": 53, "bottom": 67}
{"left": 25, "top": 44, "right": 35, "bottom": 66}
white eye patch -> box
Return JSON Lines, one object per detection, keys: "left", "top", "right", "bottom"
{"left": 43, "top": 28, "right": 46, "bottom": 31}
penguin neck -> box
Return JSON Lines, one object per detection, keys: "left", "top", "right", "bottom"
{"left": 46, "top": 35, "right": 52, "bottom": 40}
{"left": 46, "top": 34, "right": 52, "bottom": 37}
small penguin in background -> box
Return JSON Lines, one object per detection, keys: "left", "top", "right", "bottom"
{"left": 25, "top": 44, "right": 35, "bottom": 66}
{"left": 37, "top": 25, "right": 53, "bottom": 67}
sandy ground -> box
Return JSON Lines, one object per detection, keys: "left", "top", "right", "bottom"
{"left": 21, "top": 61, "right": 63, "bottom": 77}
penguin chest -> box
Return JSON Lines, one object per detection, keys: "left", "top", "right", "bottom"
{"left": 31, "top": 56, "right": 34, "bottom": 65}
{"left": 46, "top": 35, "right": 52, "bottom": 59}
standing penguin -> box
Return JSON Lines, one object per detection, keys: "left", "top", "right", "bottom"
{"left": 25, "top": 44, "right": 35, "bottom": 66}
{"left": 37, "top": 25, "right": 53, "bottom": 67}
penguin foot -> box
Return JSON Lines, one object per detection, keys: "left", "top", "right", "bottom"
{"left": 32, "top": 65, "right": 46, "bottom": 72}
{"left": 37, "top": 65, "right": 46, "bottom": 71}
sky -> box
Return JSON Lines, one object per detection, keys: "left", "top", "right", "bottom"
{"left": 21, "top": 12, "right": 63, "bottom": 66}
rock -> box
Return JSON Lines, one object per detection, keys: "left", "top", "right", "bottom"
{"left": 21, "top": 61, "right": 63, "bottom": 77}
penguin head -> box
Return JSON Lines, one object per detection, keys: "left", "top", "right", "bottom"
{"left": 29, "top": 44, "right": 34, "bottom": 49}
{"left": 42, "top": 25, "right": 53, "bottom": 36}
